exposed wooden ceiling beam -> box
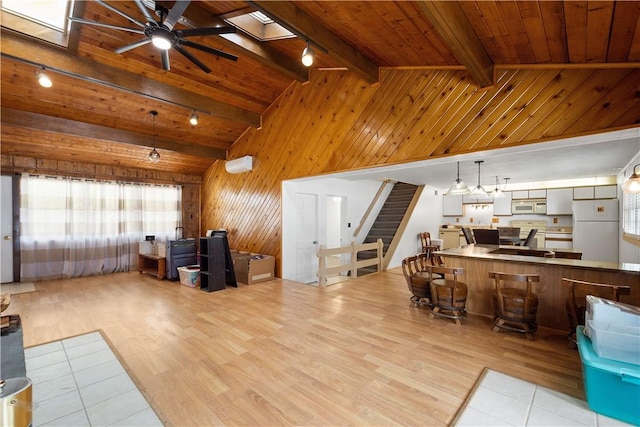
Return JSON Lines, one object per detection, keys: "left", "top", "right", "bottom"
{"left": 248, "top": 1, "right": 379, "bottom": 85}
{"left": 1, "top": 107, "right": 226, "bottom": 160}
{"left": 0, "top": 30, "right": 261, "bottom": 128}
{"left": 181, "top": 3, "right": 309, "bottom": 83}
{"left": 416, "top": 1, "right": 494, "bottom": 88}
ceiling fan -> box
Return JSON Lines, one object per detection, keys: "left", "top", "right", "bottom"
{"left": 70, "top": 0, "right": 238, "bottom": 73}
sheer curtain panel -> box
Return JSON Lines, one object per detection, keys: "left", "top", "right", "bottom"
{"left": 20, "top": 175, "right": 181, "bottom": 281}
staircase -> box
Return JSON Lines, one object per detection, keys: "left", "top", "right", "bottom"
{"left": 357, "top": 182, "right": 419, "bottom": 276}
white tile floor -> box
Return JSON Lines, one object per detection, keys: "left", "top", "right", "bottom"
{"left": 454, "top": 369, "right": 635, "bottom": 427}
{"left": 25, "top": 331, "right": 162, "bottom": 426}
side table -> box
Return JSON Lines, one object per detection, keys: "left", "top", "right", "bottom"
{"left": 138, "top": 254, "right": 166, "bottom": 279}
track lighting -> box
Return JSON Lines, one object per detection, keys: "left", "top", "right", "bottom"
{"left": 469, "top": 160, "right": 487, "bottom": 197}
{"left": 36, "top": 68, "right": 52, "bottom": 88}
{"left": 622, "top": 164, "right": 640, "bottom": 193}
{"left": 148, "top": 110, "right": 160, "bottom": 163}
{"left": 301, "top": 41, "right": 314, "bottom": 67}
{"left": 189, "top": 110, "right": 199, "bottom": 126}
{"left": 447, "top": 161, "right": 470, "bottom": 195}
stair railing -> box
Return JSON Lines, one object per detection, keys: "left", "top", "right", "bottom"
{"left": 353, "top": 179, "right": 393, "bottom": 237}
{"left": 316, "top": 239, "right": 384, "bottom": 288}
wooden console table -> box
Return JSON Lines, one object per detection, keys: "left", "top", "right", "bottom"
{"left": 138, "top": 254, "right": 166, "bottom": 279}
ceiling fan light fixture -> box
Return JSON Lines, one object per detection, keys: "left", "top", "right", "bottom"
{"left": 189, "top": 110, "right": 199, "bottom": 126}
{"left": 151, "top": 34, "right": 172, "bottom": 50}
{"left": 622, "top": 164, "right": 640, "bottom": 193}
{"left": 447, "top": 161, "right": 470, "bottom": 195}
{"left": 469, "top": 160, "right": 487, "bottom": 197}
{"left": 36, "top": 68, "right": 52, "bottom": 88}
{"left": 301, "top": 41, "right": 314, "bottom": 67}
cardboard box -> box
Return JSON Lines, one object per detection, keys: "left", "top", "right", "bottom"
{"left": 232, "top": 253, "right": 275, "bottom": 285}
{"left": 577, "top": 326, "right": 640, "bottom": 425}
{"left": 139, "top": 241, "right": 152, "bottom": 254}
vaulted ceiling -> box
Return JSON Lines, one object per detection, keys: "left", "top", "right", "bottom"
{"left": 1, "top": 1, "right": 639, "bottom": 177}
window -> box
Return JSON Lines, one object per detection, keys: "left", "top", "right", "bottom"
{"left": 1, "top": 0, "right": 77, "bottom": 47}
{"left": 19, "top": 175, "right": 182, "bottom": 281}
{"left": 622, "top": 191, "right": 640, "bottom": 238}
{"left": 224, "top": 10, "right": 295, "bottom": 41}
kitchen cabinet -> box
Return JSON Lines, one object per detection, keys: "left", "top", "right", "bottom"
{"left": 594, "top": 185, "right": 617, "bottom": 199}
{"left": 493, "top": 191, "right": 513, "bottom": 215}
{"left": 439, "top": 228, "right": 461, "bottom": 249}
{"left": 443, "top": 194, "right": 463, "bottom": 216}
{"left": 462, "top": 194, "right": 494, "bottom": 204}
{"left": 546, "top": 188, "right": 573, "bottom": 215}
{"left": 573, "top": 186, "right": 595, "bottom": 200}
{"left": 528, "top": 189, "right": 547, "bottom": 199}
{"left": 511, "top": 190, "right": 529, "bottom": 199}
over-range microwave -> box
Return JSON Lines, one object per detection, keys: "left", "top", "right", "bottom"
{"left": 511, "top": 199, "right": 547, "bottom": 214}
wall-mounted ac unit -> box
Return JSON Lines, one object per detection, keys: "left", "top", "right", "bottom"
{"left": 225, "top": 155, "right": 253, "bottom": 174}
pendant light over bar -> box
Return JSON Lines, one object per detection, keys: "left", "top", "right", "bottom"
{"left": 491, "top": 176, "right": 505, "bottom": 198}
{"left": 447, "top": 161, "right": 470, "bottom": 195}
{"left": 469, "top": 160, "right": 487, "bottom": 197}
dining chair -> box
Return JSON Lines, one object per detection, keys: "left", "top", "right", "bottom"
{"left": 462, "top": 227, "right": 475, "bottom": 244}
{"left": 473, "top": 229, "right": 500, "bottom": 245}
{"left": 521, "top": 229, "right": 538, "bottom": 247}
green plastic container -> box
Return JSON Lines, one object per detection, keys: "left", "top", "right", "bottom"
{"left": 576, "top": 325, "right": 640, "bottom": 425}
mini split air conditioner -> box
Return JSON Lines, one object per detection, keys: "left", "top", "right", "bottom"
{"left": 225, "top": 155, "right": 253, "bottom": 174}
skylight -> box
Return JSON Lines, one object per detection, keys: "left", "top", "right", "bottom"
{"left": 225, "top": 10, "right": 294, "bottom": 42}
{"left": 1, "top": 0, "right": 76, "bottom": 46}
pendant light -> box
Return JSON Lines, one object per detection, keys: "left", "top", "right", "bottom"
{"left": 301, "top": 41, "right": 314, "bottom": 67}
{"left": 469, "top": 160, "right": 487, "bottom": 197}
{"left": 148, "top": 110, "right": 160, "bottom": 163}
{"left": 447, "top": 161, "right": 470, "bottom": 195}
{"left": 491, "top": 176, "right": 505, "bottom": 199}
{"left": 622, "top": 164, "right": 640, "bottom": 193}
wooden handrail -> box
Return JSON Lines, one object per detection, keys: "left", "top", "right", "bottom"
{"left": 353, "top": 180, "right": 393, "bottom": 237}
{"left": 316, "top": 239, "right": 384, "bottom": 288}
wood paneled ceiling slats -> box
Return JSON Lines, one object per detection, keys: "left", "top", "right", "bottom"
{"left": 607, "top": 1, "right": 640, "bottom": 62}
{"left": 564, "top": 1, "right": 588, "bottom": 63}
{"left": 586, "top": 1, "right": 615, "bottom": 63}
{"left": 538, "top": 2, "right": 568, "bottom": 63}
{"left": 496, "top": 1, "right": 537, "bottom": 64}
{"left": 516, "top": 2, "right": 551, "bottom": 63}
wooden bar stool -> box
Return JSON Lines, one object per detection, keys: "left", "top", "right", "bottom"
{"left": 489, "top": 272, "right": 539, "bottom": 340}
{"left": 428, "top": 266, "right": 467, "bottom": 325}
{"left": 401, "top": 254, "right": 432, "bottom": 307}
{"left": 563, "top": 278, "right": 631, "bottom": 348}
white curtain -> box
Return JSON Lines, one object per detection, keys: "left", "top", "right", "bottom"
{"left": 20, "top": 175, "right": 182, "bottom": 281}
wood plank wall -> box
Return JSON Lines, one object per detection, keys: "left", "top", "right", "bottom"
{"left": 1, "top": 154, "right": 202, "bottom": 241}
{"left": 202, "top": 68, "right": 640, "bottom": 277}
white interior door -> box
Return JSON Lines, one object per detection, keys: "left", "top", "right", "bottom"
{"left": 295, "top": 193, "right": 318, "bottom": 283}
{"left": 1, "top": 176, "right": 14, "bottom": 283}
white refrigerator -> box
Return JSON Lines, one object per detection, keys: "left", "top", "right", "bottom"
{"left": 572, "top": 199, "right": 619, "bottom": 263}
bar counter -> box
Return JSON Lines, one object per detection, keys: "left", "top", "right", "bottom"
{"left": 435, "top": 245, "right": 640, "bottom": 331}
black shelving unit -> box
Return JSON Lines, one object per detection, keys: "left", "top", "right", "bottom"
{"left": 199, "top": 230, "right": 237, "bottom": 292}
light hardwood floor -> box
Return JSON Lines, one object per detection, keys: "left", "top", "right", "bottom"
{"left": 10, "top": 268, "right": 584, "bottom": 426}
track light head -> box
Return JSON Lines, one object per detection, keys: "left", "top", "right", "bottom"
{"left": 301, "top": 41, "right": 314, "bottom": 67}
{"left": 189, "top": 110, "right": 199, "bottom": 126}
{"left": 36, "top": 68, "right": 52, "bottom": 88}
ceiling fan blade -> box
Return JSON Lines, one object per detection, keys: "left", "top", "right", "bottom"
{"left": 175, "top": 27, "right": 237, "bottom": 37}
{"left": 115, "top": 38, "right": 152, "bottom": 54}
{"left": 173, "top": 45, "right": 211, "bottom": 73}
{"left": 179, "top": 39, "right": 238, "bottom": 62}
{"left": 69, "top": 17, "right": 145, "bottom": 34}
{"left": 164, "top": 0, "right": 191, "bottom": 30}
{"left": 161, "top": 49, "right": 171, "bottom": 71}
{"left": 133, "top": 0, "right": 156, "bottom": 24}
{"left": 95, "top": 0, "right": 147, "bottom": 28}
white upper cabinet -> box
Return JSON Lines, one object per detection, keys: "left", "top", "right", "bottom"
{"left": 528, "top": 189, "right": 547, "bottom": 199}
{"left": 546, "top": 188, "right": 573, "bottom": 215}
{"left": 573, "top": 186, "right": 595, "bottom": 200}
{"left": 493, "top": 191, "right": 513, "bottom": 216}
{"left": 594, "top": 185, "right": 617, "bottom": 199}
{"left": 443, "top": 194, "right": 463, "bottom": 216}
{"left": 511, "top": 190, "right": 529, "bottom": 199}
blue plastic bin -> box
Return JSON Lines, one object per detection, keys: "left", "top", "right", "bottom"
{"left": 576, "top": 326, "right": 640, "bottom": 425}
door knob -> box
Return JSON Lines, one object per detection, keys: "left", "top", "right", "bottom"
{"left": 3, "top": 235, "right": 11, "bottom": 240}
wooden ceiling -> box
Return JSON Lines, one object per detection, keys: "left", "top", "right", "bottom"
{"left": 1, "top": 1, "right": 639, "bottom": 177}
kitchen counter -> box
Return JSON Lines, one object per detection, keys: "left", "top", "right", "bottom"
{"left": 435, "top": 244, "right": 639, "bottom": 331}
